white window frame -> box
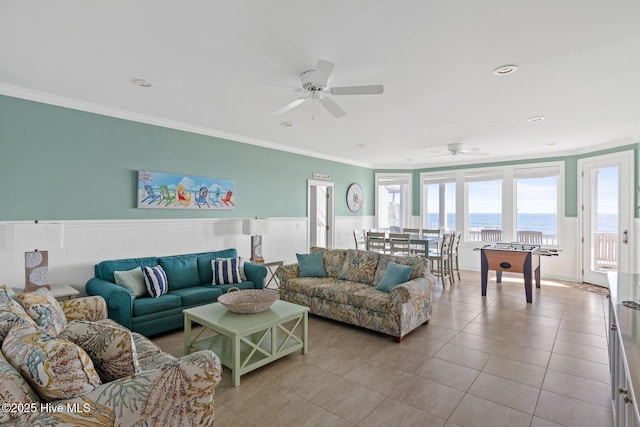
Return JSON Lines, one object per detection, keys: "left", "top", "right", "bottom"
{"left": 375, "top": 173, "right": 413, "bottom": 230}
{"left": 420, "top": 161, "right": 564, "bottom": 247}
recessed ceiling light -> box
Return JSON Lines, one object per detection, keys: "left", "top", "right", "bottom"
{"left": 356, "top": 144, "right": 366, "bottom": 148}
{"left": 547, "top": 142, "right": 557, "bottom": 146}
{"left": 492, "top": 65, "right": 518, "bottom": 76}
{"left": 280, "top": 121, "right": 293, "bottom": 127}
{"left": 528, "top": 116, "right": 545, "bottom": 122}
{"left": 131, "top": 79, "right": 153, "bottom": 88}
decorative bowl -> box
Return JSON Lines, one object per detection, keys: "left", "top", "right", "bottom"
{"left": 218, "top": 288, "right": 279, "bottom": 314}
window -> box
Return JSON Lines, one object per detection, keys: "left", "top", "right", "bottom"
{"left": 465, "top": 172, "right": 503, "bottom": 242}
{"left": 515, "top": 167, "right": 559, "bottom": 245}
{"left": 422, "top": 176, "right": 456, "bottom": 231}
{"left": 375, "top": 173, "right": 412, "bottom": 231}
{"left": 419, "top": 162, "right": 563, "bottom": 247}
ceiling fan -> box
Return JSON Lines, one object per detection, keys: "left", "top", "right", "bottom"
{"left": 273, "top": 59, "right": 384, "bottom": 118}
{"left": 431, "top": 143, "right": 490, "bottom": 157}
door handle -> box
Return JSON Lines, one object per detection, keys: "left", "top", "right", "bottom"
{"left": 623, "top": 230, "right": 628, "bottom": 244}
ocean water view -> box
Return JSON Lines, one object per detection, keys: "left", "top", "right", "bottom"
{"left": 425, "top": 213, "right": 618, "bottom": 233}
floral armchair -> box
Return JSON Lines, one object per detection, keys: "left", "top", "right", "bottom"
{"left": 0, "top": 286, "right": 222, "bottom": 426}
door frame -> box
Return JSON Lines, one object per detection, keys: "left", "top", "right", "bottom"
{"left": 307, "top": 180, "right": 335, "bottom": 249}
{"left": 578, "top": 150, "right": 634, "bottom": 285}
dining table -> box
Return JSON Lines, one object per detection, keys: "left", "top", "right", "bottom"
{"left": 368, "top": 230, "right": 441, "bottom": 255}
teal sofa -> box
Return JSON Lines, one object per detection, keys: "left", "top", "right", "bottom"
{"left": 86, "top": 249, "right": 267, "bottom": 336}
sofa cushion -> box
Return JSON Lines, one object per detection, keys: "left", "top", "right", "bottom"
{"left": 0, "top": 351, "right": 39, "bottom": 424}
{"left": 114, "top": 266, "right": 148, "bottom": 298}
{"left": 202, "top": 281, "right": 255, "bottom": 294}
{"left": 196, "top": 249, "right": 239, "bottom": 284}
{"left": 60, "top": 320, "right": 140, "bottom": 382}
{"left": 336, "top": 250, "right": 380, "bottom": 285}
{"left": 376, "top": 262, "right": 414, "bottom": 292}
{"left": 310, "top": 247, "right": 347, "bottom": 278}
{"left": 131, "top": 331, "right": 176, "bottom": 370}
{"left": 17, "top": 287, "right": 68, "bottom": 336}
{"left": 168, "top": 286, "right": 221, "bottom": 307}
{"left": 346, "top": 285, "right": 393, "bottom": 313}
{"left": 2, "top": 323, "right": 102, "bottom": 400}
{"left": 158, "top": 255, "right": 201, "bottom": 290}
{"left": 95, "top": 256, "right": 159, "bottom": 282}
{"left": 133, "top": 294, "right": 182, "bottom": 317}
{"left": 212, "top": 258, "right": 242, "bottom": 285}
{"left": 142, "top": 265, "right": 169, "bottom": 297}
{"left": 373, "top": 254, "right": 428, "bottom": 287}
{"left": 297, "top": 252, "right": 327, "bottom": 277}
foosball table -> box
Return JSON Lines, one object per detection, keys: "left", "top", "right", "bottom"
{"left": 480, "top": 243, "right": 543, "bottom": 303}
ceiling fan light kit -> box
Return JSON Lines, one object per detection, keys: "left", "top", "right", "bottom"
{"left": 273, "top": 59, "right": 384, "bottom": 118}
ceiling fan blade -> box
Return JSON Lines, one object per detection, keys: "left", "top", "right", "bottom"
{"left": 330, "top": 84, "right": 384, "bottom": 95}
{"left": 314, "top": 60, "right": 334, "bottom": 87}
{"left": 319, "top": 97, "right": 347, "bottom": 118}
{"left": 273, "top": 97, "right": 308, "bottom": 115}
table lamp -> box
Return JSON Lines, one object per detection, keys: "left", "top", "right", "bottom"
{"left": 242, "top": 218, "right": 269, "bottom": 263}
{"left": 7, "top": 221, "right": 65, "bottom": 292}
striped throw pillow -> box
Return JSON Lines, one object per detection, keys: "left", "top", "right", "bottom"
{"left": 212, "top": 258, "right": 242, "bottom": 285}
{"left": 142, "top": 266, "right": 168, "bottom": 297}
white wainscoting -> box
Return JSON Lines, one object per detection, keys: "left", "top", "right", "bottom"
{"left": 0, "top": 216, "right": 375, "bottom": 294}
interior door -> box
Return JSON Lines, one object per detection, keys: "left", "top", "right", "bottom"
{"left": 308, "top": 180, "right": 335, "bottom": 248}
{"left": 579, "top": 151, "right": 633, "bottom": 286}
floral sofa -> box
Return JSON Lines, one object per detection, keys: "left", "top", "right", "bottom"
{"left": 276, "top": 247, "right": 436, "bottom": 342}
{"left": 0, "top": 285, "right": 222, "bottom": 426}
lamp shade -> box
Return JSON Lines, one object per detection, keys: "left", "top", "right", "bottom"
{"left": 8, "top": 223, "right": 65, "bottom": 250}
{"left": 242, "top": 218, "right": 269, "bottom": 236}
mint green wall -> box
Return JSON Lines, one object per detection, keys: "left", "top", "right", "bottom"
{"left": 0, "top": 95, "right": 374, "bottom": 221}
{"left": 377, "top": 144, "right": 639, "bottom": 218}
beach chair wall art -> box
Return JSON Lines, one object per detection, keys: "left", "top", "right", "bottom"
{"left": 137, "top": 171, "right": 235, "bottom": 210}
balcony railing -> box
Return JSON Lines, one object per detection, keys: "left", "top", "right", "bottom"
{"left": 594, "top": 232, "right": 617, "bottom": 270}
{"left": 467, "top": 229, "right": 557, "bottom": 246}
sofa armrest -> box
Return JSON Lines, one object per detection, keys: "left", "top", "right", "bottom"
{"left": 244, "top": 262, "right": 267, "bottom": 289}
{"left": 60, "top": 296, "right": 109, "bottom": 322}
{"left": 275, "top": 264, "right": 299, "bottom": 283}
{"left": 11, "top": 350, "right": 222, "bottom": 427}
{"left": 390, "top": 276, "right": 436, "bottom": 306}
{"left": 85, "top": 278, "right": 134, "bottom": 330}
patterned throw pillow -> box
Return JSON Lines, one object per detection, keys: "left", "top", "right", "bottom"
{"left": 0, "top": 298, "right": 36, "bottom": 343}
{"left": 2, "top": 323, "right": 101, "bottom": 400}
{"left": 212, "top": 258, "right": 242, "bottom": 285}
{"left": 16, "top": 287, "right": 68, "bottom": 336}
{"left": 60, "top": 320, "right": 140, "bottom": 382}
{"left": 142, "top": 265, "right": 168, "bottom": 297}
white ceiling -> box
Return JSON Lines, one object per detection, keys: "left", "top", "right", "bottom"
{"left": 2, "top": 1, "right": 640, "bottom": 168}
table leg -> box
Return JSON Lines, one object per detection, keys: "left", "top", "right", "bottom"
{"left": 302, "top": 311, "right": 308, "bottom": 354}
{"left": 233, "top": 333, "right": 241, "bottom": 387}
{"left": 496, "top": 271, "right": 503, "bottom": 283}
{"left": 523, "top": 256, "right": 533, "bottom": 303}
{"left": 535, "top": 266, "right": 541, "bottom": 288}
{"left": 481, "top": 252, "right": 489, "bottom": 296}
{"left": 184, "top": 314, "right": 191, "bottom": 355}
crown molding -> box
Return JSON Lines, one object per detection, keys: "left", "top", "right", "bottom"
{"left": 0, "top": 84, "right": 373, "bottom": 169}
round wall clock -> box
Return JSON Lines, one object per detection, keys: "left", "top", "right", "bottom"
{"left": 347, "top": 183, "right": 364, "bottom": 212}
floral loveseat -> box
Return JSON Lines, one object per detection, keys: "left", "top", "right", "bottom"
{"left": 277, "top": 247, "right": 436, "bottom": 342}
{"left": 0, "top": 285, "right": 222, "bottom": 426}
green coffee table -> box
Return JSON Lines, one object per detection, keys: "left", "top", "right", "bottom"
{"left": 183, "top": 300, "right": 309, "bottom": 387}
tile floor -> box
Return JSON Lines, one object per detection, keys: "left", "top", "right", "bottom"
{"left": 152, "top": 270, "right": 613, "bottom": 427}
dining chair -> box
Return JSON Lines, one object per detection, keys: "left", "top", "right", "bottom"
{"left": 366, "top": 231, "right": 387, "bottom": 253}
{"left": 389, "top": 233, "right": 411, "bottom": 256}
{"left": 428, "top": 232, "right": 454, "bottom": 288}
{"left": 353, "top": 229, "right": 367, "bottom": 250}
{"left": 517, "top": 230, "right": 543, "bottom": 245}
{"left": 401, "top": 228, "right": 422, "bottom": 255}
{"left": 451, "top": 231, "right": 462, "bottom": 281}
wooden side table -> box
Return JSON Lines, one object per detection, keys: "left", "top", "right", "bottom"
{"left": 262, "top": 260, "right": 284, "bottom": 289}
